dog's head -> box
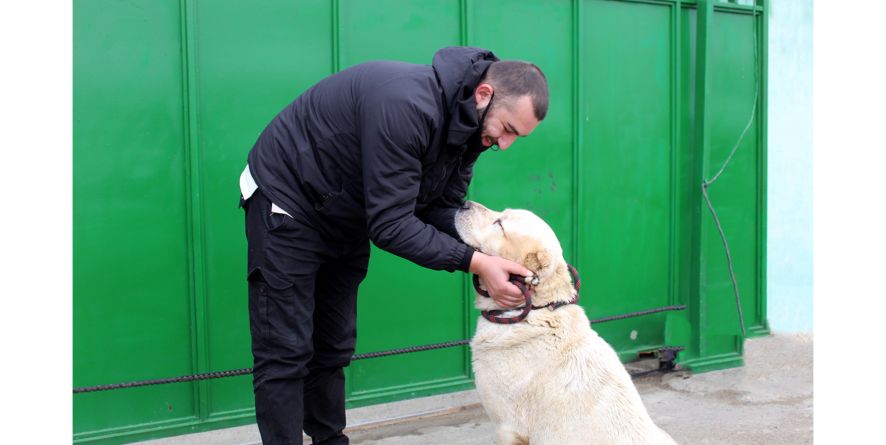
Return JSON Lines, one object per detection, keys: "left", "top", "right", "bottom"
{"left": 455, "top": 201, "right": 574, "bottom": 310}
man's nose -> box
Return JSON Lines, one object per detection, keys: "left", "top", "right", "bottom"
{"left": 497, "top": 135, "right": 515, "bottom": 150}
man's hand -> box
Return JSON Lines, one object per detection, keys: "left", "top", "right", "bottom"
{"left": 469, "top": 252, "right": 534, "bottom": 308}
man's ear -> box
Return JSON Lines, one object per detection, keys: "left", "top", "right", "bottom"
{"left": 523, "top": 250, "right": 551, "bottom": 273}
{"left": 475, "top": 83, "right": 494, "bottom": 107}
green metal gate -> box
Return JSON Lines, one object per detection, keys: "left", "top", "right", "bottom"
{"left": 73, "top": 0, "right": 767, "bottom": 442}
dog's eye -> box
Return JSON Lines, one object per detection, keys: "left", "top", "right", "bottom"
{"left": 493, "top": 218, "right": 505, "bottom": 233}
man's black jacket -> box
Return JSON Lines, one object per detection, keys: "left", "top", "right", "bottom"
{"left": 247, "top": 46, "right": 499, "bottom": 273}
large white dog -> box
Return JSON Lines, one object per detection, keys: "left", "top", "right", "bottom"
{"left": 455, "top": 201, "right": 677, "bottom": 445}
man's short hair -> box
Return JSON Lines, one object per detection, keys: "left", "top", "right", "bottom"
{"left": 481, "top": 61, "right": 549, "bottom": 121}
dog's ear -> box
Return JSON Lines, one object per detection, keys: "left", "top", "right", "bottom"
{"left": 523, "top": 250, "right": 551, "bottom": 273}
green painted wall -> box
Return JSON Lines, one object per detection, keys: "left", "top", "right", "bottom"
{"left": 73, "top": 0, "right": 767, "bottom": 442}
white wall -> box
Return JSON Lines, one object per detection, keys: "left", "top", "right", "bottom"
{"left": 767, "top": 0, "right": 813, "bottom": 332}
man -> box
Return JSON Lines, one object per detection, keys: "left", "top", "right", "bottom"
{"left": 239, "top": 46, "right": 548, "bottom": 444}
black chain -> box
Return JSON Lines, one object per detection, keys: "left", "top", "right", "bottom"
{"left": 590, "top": 305, "right": 686, "bottom": 324}
{"left": 351, "top": 339, "right": 470, "bottom": 360}
{"left": 74, "top": 306, "right": 686, "bottom": 393}
{"left": 73, "top": 368, "right": 254, "bottom": 394}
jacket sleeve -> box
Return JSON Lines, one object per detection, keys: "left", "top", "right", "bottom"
{"left": 360, "top": 93, "right": 474, "bottom": 273}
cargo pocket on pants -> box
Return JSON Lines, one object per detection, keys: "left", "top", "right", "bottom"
{"left": 248, "top": 275, "right": 271, "bottom": 339}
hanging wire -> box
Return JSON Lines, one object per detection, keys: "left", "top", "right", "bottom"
{"left": 700, "top": 10, "right": 760, "bottom": 337}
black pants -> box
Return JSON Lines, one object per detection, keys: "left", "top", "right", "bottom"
{"left": 243, "top": 189, "right": 369, "bottom": 445}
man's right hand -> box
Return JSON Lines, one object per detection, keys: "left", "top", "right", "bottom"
{"left": 469, "top": 252, "right": 533, "bottom": 308}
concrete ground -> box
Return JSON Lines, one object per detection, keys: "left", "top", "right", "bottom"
{"left": 140, "top": 332, "right": 812, "bottom": 445}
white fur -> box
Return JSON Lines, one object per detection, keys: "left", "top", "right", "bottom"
{"left": 455, "top": 202, "right": 677, "bottom": 445}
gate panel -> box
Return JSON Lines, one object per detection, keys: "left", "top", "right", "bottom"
{"left": 193, "top": 0, "right": 336, "bottom": 416}
{"left": 579, "top": 0, "right": 674, "bottom": 357}
{"left": 73, "top": 0, "right": 195, "bottom": 440}
{"left": 337, "top": 0, "right": 470, "bottom": 406}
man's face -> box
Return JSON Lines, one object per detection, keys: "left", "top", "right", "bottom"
{"left": 475, "top": 86, "right": 541, "bottom": 151}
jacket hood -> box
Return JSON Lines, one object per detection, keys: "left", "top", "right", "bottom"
{"left": 432, "top": 46, "right": 499, "bottom": 147}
